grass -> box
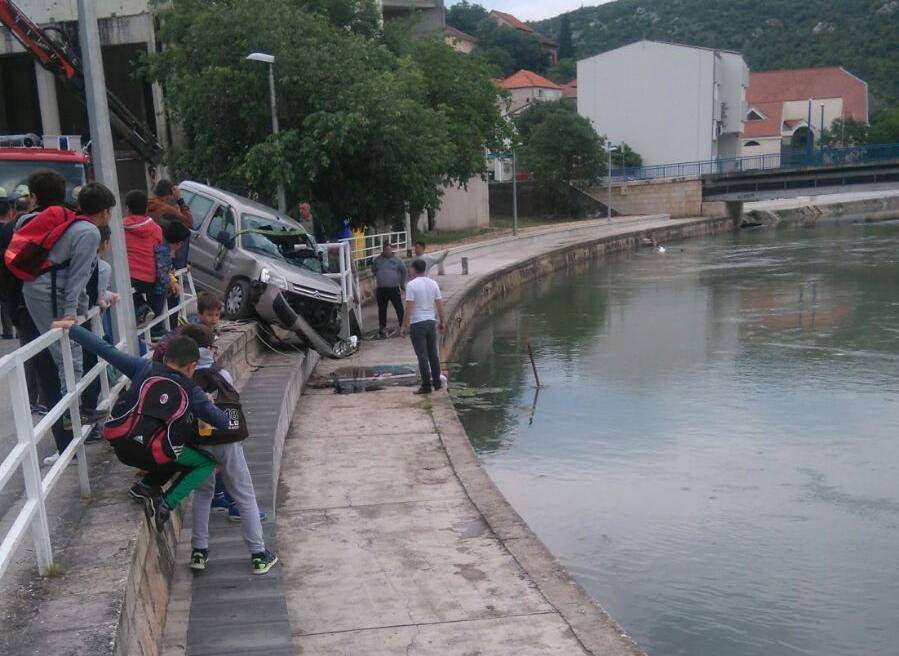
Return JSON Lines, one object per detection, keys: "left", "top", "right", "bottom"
{"left": 417, "top": 227, "right": 497, "bottom": 245}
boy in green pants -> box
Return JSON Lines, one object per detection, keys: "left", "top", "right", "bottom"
{"left": 52, "top": 319, "right": 230, "bottom": 530}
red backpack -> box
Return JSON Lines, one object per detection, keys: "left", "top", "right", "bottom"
{"left": 3, "top": 206, "right": 88, "bottom": 282}
{"left": 103, "top": 375, "right": 194, "bottom": 465}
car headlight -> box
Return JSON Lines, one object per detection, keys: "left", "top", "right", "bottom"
{"left": 259, "top": 267, "right": 288, "bottom": 290}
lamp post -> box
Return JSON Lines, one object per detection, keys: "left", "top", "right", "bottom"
{"left": 246, "top": 52, "right": 286, "bottom": 213}
{"left": 606, "top": 141, "right": 618, "bottom": 223}
{"left": 819, "top": 104, "right": 825, "bottom": 160}
{"left": 511, "top": 148, "right": 518, "bottom": 236}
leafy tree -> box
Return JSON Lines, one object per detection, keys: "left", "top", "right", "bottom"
{"left": 143, "top": 0, "right": 503, "bottom": 229}
{"left": 475, "top": 22, "right": 551, "bottom": 75}
{"left": 446, "top": 0, "right": 488, "bottom": 36}
{"left": 557, "top": 13, "right": 574, "bottom": 60}
{"left": 822, "top": 117, "right": 870, "bottom": 147}
{"left": 614, "top": 142, "right": 643, "bottom": 168}
{"left": 515, "top": 101, "right": 606, "bottom": 216}
{"left": 546, "top": 58, "right": 576, "bottom": 84}
{"left": 868, "top": 107, "right": 899, "bottom": 143}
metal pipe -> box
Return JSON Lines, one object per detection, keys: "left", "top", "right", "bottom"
{"left": 511, "top": 149, "right": 518, "bottom": 236}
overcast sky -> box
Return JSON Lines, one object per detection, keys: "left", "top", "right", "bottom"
{"left": 446, "top": 0, "right": 615, "bottom": 22}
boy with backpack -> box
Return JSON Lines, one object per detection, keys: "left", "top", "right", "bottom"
{"left": 179, "top": 323, "right": 278, "bottom": 575}
{"left": 9, "top": 182, "right": 115, "bottom": 394}
{"left": 50, "top": 318, "right": 231, "bottom": 531}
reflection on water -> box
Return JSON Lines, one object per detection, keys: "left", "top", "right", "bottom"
{"left": 453, "top": 222, "right": 899, "bottom": 656}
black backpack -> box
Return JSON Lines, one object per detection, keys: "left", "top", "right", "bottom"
{"left": 192, "top": 368, "right": 248, "bottom": 445}
{"left": 0, "top": 213, "right": 33, "bottom": 310}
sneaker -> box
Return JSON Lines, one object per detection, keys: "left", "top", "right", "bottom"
{"left": 189, "top": 548, "right": 208, "bottom": 571}
{"left": 31, "top": 404, "right": 49, "bottom": 416}
{"left": 211, "top": 493, "right": 234, "bottom": 513}
{"left": 378, "top": 328, "right": 387, "bottom": 338}
{"left": 42, "top": 453, "right": 76, "bottom": 467}
{"left": 81, "top": 407, "right": 108, "bottom": 425}
{"left": 413, "top": 387, "right": 432, "bottom": 395}
{"left": 251, "top": 550, "right": 278, "bottom": 575}
{"left": 84, "top": 425, "right": 103, "bottom": 444}
{"left": 228, "top": 505, "right": 268, "bottom": 522}
{"left": 1, "top": 332, "right": 13, "bottom": 340}
{"left": 129, "top": 480, "right": 161, "bottom": 504}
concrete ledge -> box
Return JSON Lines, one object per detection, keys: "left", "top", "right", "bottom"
{"left": 0, "top": 322, "right": 262, "bottom": 656}
{"left": 745, "top": 193, "right": 899, "bottom": 227}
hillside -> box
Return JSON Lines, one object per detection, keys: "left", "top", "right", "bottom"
{"left": 532, "top": 0, "right": 899, "bottom": 110}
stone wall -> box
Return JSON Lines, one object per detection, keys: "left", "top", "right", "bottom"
{"left": 587, "top": 178, "right": 704, "bottom": 219}
{"left": 744, "top": 193, "right": 899, "bottom": 228}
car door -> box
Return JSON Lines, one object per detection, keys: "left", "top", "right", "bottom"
{"left": 179, "top": 190, "right": 217, "bottom": 290}
{"left": 191, "top": 203, "right": 238, "bottom": 295}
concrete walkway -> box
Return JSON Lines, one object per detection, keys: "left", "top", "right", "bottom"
{"left": 276, "top": 215, "right": 705, "bottom": 655}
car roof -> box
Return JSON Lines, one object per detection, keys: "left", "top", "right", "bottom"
{"left": 179, "top": 180, "right": 306, "bottom": 232}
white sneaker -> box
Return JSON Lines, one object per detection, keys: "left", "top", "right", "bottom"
{"left": 42, "top": 453, "right": 75, "bottom": 467}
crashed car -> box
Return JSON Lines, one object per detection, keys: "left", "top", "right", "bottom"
{"left": 179, "top": 181, "right": 361, "bottom": 358}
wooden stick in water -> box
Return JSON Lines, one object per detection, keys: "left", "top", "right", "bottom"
{"left": 526, "top": 341, "right": 541, "bottom": 388}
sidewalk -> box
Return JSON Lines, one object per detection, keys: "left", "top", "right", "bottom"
{"left": 276, "top": 215, "right": 704, "bottom": 654}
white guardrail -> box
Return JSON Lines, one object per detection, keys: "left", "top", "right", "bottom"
{"left": 352, "top": 230, "right": 408, "bottom": 266}
{"left": 0, "top": 268, "right": 197, "bottom": 579}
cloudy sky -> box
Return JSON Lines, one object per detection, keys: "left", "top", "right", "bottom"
{"left": 446, "top": 0, "right": 614, "bottom": 22}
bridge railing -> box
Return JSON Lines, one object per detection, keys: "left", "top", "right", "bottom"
{"left": 609, "top": 143, "right": 899, "bottom": 182}
{"left": 0, "top": 268, "right": 196, "bottom": 580}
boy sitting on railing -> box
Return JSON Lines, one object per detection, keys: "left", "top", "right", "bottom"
{"left": 50, "top": 317, "right": 230, "bottom": 531}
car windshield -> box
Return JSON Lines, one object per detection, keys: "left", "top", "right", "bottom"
{"left": 0, "top": 160, "right": 86, "bottom": 206}
{"left": 240, "top": 214, "right": 322, "bottom": 273}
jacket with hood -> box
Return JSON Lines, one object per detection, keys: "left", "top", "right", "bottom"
{"left": 123, "top": 214, "right": 163, "bottom": 283}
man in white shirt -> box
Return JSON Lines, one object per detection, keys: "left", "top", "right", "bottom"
{"left": 400, "top": 258, "right": 446, "bottom": 394}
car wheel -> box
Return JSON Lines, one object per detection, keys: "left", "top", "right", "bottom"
{"left": 224, "top": 279, "right": 253, "bottom": 320}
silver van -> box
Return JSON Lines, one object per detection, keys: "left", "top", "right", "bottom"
{"left": 179, "top": 181, "right": 360, "bottom": 357}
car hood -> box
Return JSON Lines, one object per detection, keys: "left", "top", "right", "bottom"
{"left": 255, "top": 253, "right": 341, "bottom": 297}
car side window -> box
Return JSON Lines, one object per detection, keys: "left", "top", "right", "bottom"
{"left": 183, "top": 192, "right": 215, "bottom": 231}
{"left": 207, "top": 205, "right": 237, "bottom": 240}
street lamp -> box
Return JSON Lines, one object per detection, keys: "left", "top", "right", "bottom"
{"left": 246, "top": 52, "right": 286, "bottom": 213}
{"left": 606, "top": 141, "right": 618, "bottom": 223}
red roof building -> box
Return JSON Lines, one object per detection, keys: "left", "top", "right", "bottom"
{"left": 444, "top": 25, "right": 477, "bottom": 54}
{"left": 742, "top": 67, "right": 868, "bottom": 156}
{"left": 488, "top": 10, "right": 558, "bottom": 64}
{"left": 561, "top": 79, "right": 577, "bottom": 101}
{"left": 500, "top": 70, "right": 563, "bottom": 113}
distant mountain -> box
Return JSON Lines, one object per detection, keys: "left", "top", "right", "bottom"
{"left": 532, "top": 0, "right": 899, "bottom": 111}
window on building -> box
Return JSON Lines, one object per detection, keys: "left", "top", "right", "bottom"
{"left": 747, "top": 109, "right": 765, "bottom": 121}
{"left": 744, "top": 140, "right": 761, "bottom": 147}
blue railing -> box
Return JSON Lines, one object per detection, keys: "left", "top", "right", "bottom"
{"left": 609, "top": 143, "right": 899, "bottom": 182}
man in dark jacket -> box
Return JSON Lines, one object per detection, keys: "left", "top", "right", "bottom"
{"left": 148, "top": 179, "right": 194, "bottom": 269}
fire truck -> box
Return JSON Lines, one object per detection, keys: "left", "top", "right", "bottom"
{"left": 0, "top": 0, "right": 164, "bottom": 198}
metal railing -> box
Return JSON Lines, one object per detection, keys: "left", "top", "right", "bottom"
{"left": 321, "top": 240, "right": 363, "bottom": 339}
{"left": 352, "top": 230, "right": 408, "bottom": 266}
{"left": 0, "top": 268, "right": 197, "bottom": 579}
{"left": 608, "top": 142, "right": 899, "bottom": 182}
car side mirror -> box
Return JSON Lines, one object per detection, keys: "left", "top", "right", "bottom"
{"left": 216, "top": 231, "right": 235, "bottom": 249}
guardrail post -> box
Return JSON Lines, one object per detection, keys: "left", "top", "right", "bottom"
{"left": 10, "top": 360, "right": 53, "bottom": 575}
{"left": 60, "top": 331, "right": 90, "bottom": 498}
{"left": 461, "top": 257, "right": 469, "bottom": 275}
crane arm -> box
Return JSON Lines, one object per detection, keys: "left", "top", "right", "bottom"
{"left": 0, "top": 0, "right": 164, "bottom": 166}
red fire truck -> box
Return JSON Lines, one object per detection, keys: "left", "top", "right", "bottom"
{"left": 0, "top": 134, "right": 88, "bottom": 204}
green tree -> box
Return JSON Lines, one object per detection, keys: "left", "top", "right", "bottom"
{"left": 446, "top": 0, "right": 488, "bottom": 36}
{"left": 557, "top": 13, "right": 574, "bottom": 60}
{"left": 546, "top": 58, "right": 576, "bottom": 84}
{"left": 515, "top": 101, "right": 606, "bottom": 216}
{"left": 822, "top": 117, "right": 870, "bottom": 147}
{"left": 869, "top": 107, "right": 899, "bottom": 143}
{"left": 475, "top": 22, "right": 551, "bottom": 75}
{"left": 143, "top": 0, "right": 503, "bottom": 229}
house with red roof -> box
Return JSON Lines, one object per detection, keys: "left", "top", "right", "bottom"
{"left": 500, "top": 69, "right": 563, "bottom": 113}
{"left": 561, "top": 79, "right": 577, "bottom": 105}
{"left": 489, "top": 10, "right": 558, "bottom": 64}
{"left": 444, "top": 25, "right": 477, "bottom": 54}
{"left": 742, "top": 67, "right": 869, "bottom": 159}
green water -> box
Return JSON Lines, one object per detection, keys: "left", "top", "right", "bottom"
{"left": 452, "top": 222, "right": 899, "bottom": 656}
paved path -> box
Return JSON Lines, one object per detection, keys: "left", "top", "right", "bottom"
{"left": 276, "top": 215, "right": 692, "bottom": 654}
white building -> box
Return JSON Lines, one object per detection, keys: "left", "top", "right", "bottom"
{"left": 577, "top": 40, "right": 749, "bottom": 166}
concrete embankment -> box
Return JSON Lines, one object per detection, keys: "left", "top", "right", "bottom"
{"left": 744, "top": 190, "right": 899, "bottom": 228}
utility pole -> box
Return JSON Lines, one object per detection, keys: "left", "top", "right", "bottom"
{"left": 511, "top": 148, "right": 518, "bottom": 236}
{"left": 819, "top": 104, "right": 825, "bottom": 160}
{"left": 77, "top": 0, "right": 137, "bottom": 355}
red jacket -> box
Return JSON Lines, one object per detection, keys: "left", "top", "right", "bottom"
{"left": 124, "top": 214, "right": 163, "bottom": 283}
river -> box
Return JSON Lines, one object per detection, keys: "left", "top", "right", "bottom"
{"left": 452, "top": 221, "right": 899, "bottom": 656}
